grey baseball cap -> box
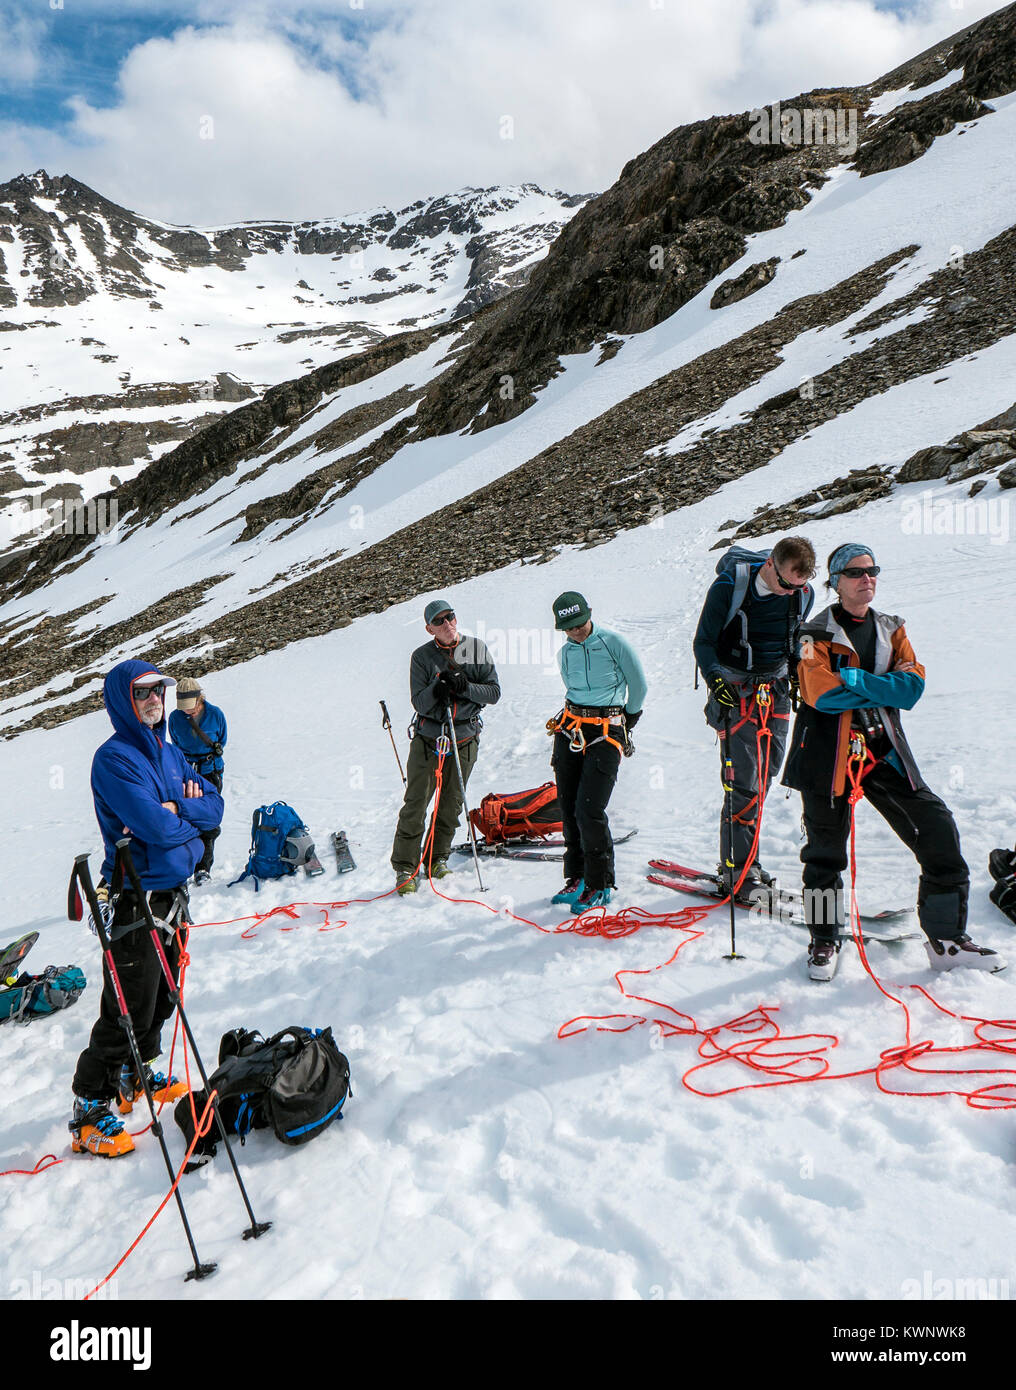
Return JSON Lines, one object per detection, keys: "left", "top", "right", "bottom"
{"left": 424, "top": 598, "right": 455, "bottom": 624}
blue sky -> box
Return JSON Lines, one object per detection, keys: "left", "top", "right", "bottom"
{"left": 0, "top": 0, "right": 1004, "bottom": 224}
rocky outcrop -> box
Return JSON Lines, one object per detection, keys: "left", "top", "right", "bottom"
{"left": 854, "top": 87, "right": 992, "bottom": 177}
{"left": 710, "top": 258, "right": 780, "bottom": 310}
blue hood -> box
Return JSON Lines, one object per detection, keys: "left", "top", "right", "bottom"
{"left": 103, "top": 659, "right": 168, "bottom": 760}
{"left": 92, "top": 660, "right": 223, "bottom": 889}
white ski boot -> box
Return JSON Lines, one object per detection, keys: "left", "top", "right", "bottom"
{"left": 925, "top": 935, "right": 1006, "bottom": 973}
{"left": 807, "top": 938, "right": 841, "bottom": 982}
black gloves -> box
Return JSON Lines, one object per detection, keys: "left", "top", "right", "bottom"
{"left": 707, "top": 672, "right": 737, "bottom": 709}
{"left": 625, "top": 709, "right": 642, "bottom": 729}
{"left": 435, "top": 668, "right": 468, "bottom": 704}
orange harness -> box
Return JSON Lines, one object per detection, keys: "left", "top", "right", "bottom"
{"left": 548, "top": 707, "right": 628, "bottom": 757}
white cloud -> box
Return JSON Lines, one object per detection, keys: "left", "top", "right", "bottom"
{"left": 0, "top": 3, "right": 48, "bottom": 85}
{"left": 0, "top": 0, "right": 1005, "bottom": 225}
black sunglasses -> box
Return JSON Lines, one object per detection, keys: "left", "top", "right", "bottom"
{"left": 432, "top": 612, "right": 456, "bottom": 625}
{"left": 132, "top": 682, "right": 166, "bottom": 700}
{"left": 840, "top": 566, "right": 880, "bottom": 579}
{"left": 773, "top": 564, "right": 809, "bottom": 592}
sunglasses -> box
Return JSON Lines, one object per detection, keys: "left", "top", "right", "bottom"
{"left": 132, "top": 683, "right": 166, "bottom": 700}
{"left": 432, "top": 612, "right": 456, "bottom": 625}
{"left": 773, "top": 565, "right": 809, "bottom": 592}
{"left": 840, "top": 566, "right": 880, "bottom": 579}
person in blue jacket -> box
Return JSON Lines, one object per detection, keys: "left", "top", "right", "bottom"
{"left": 168, "top": 676, "right": 227, "bottom": 884}
{"left": 69, "top": 660, "right": 224, "bottom": 1159}
{"left": 549, "top": 591, "right": 648, "bottom": 914}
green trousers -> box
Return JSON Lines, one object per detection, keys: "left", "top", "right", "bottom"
{"left": 391, "top": 734, "right": 478, "bottom": 874}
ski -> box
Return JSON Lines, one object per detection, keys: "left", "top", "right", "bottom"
{"left": 331, "top": 831, "right": 356, "bottom": 875}
{"left": 0, "top": 932, "right": 39, "bottom": 987}
{"left": 451, "top": 828, "right": 638, "bottom": 860}
{"left": 647, "top": 861, "right": 919, "bottom": 942}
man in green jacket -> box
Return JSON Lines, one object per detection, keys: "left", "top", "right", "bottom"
{"left": 390, "top": 598, "right": 501, "bottom": 894}
{"left": 549, "top": 590, "right": 648, "bottom": 914}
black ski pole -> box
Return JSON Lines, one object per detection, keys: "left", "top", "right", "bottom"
{"left": 115, "top": 839, "right": 272, "bottom": 1244}
{"left": 380, "top": 700, "right": 407, "bottom": 785}
{"left": 442, "top": 702, "right": 486, "bottom": 893}
{"left": 72, "top": 853, "right": 217, "bottom": 1283}
{"left": 722, "top": 711, "right": 744, "bottom": 961}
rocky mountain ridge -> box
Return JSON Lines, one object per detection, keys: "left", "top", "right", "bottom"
{"left": 0, "top": 179, "right": 590, "bottom": 523}
{"left": 2, "top": 1, "right": 1015, "bottom": 738}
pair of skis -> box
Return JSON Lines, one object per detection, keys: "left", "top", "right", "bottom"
{"left": 302, "top": 832, "right": 356, "bottom": 878}
{"left": 450, "top": 828, "right": 638, "bottom": 862}
{"left": 647, "top": 858, "right": 919, "bottom": 944}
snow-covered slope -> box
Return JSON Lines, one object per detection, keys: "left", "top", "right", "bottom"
{"left": 2, "top": 404, "right": 1015, "bottom": 1299}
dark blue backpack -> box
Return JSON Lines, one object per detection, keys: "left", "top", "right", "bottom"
{"left": 0, "top": 965, "right": 86, "bottom": 1025}
{"left": 230, "top": 802, "right": 318, "bottom": 891}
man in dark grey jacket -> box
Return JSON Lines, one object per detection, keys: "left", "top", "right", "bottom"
{"left": 390, "top": 598, "right": 501, "bottom": 893}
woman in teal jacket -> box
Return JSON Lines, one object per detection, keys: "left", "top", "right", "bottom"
{"left": 549, "top": 591, "right": 648, "bottom": 913}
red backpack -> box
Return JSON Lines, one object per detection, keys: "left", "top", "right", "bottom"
{"left": 469, "top": 782, "right": 562, "bottom": 844}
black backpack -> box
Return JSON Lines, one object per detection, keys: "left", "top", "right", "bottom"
{"left": 176, "top": 1025, "right": 351, "bottom": 1165}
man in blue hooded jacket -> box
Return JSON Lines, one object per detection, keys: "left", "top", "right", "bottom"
{"left": 69, "top": 660, "right": 224, "bottom": 1158}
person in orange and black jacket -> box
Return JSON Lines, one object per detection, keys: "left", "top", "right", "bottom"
{"left": 782, "top": 542, "right": 1004, "bottom": 981}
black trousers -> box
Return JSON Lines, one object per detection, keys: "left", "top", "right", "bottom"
{"left": 800, "top": 761, "right": 969, "bottom": 943}
{"left": 552, "top": 731, "right": 621, "bottom": 891}
{"left": 72, "top": 890, "right": 185, "bottom": 1100}
{"left": 196, "top": 768, "right": 222, "bottom": 872}
{"left": 705, "top": 676, "right": 790, "bottom": 875}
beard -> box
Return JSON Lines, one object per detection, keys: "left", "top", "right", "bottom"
{"left": 139, "top": 702, "right": 163, "bottom": 727}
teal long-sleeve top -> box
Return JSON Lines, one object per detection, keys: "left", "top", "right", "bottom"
{"left": 557, "top": 624, "right": 648, "bottom": 713}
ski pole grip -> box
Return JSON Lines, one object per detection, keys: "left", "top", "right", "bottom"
{"left": 73, "top": 855, "right": 114, "bottom": 953}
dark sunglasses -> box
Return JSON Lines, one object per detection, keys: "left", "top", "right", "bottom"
{"left": 432, "top": 612, "right": 456, "bottom": 625}
{"left": 840, "top": 566, "right": 880, "bottom": 579}
{"left": 773, "top": 565, "right": 809, "bottom": 592}
{"left": 132, "top": 682, "right": 166, "bottom": 700}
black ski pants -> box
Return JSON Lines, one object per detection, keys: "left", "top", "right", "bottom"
{"left": 705, "top": 676, "right": 790, "bottom": 878}
{"left": 72, "top": 890, "right": 185, "bottom": 1100}
{"left": 800, "top": 761, "right": 969, "bottom": 943}
{"left": 196, "top": 768, "right": 222, "bottom": 872}
{"left": 552, "top": 731, "right": 621, "bottom": 891}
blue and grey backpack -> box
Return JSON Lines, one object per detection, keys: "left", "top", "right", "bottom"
{"left": 0, "top": 965, "right": 86, "bottom": 1025}
{"left": 713, "top": 545, "right": 815, "bottom": 673}
{"left": 229, "top": 802, "right": 319, "bottom": 891}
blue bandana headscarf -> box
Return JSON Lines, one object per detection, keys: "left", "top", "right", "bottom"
{"left": 828, "top": 543, "right": 876, "bottom": 587}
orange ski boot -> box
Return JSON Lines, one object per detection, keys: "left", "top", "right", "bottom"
{"left": 118, "top": 1063, "right": 189, "bottom": 1115}
{"left": 70, "top": 1098, "right": 135, "bottom": 1158}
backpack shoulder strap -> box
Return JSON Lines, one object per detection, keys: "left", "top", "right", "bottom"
{"left": 723, "top": 562, "right": 753, "bottom": 630}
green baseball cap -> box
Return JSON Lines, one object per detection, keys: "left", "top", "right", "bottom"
{"left": 553, "top": 591, "right": 591, "bottom": 630}
{"left": 424, "top": 598, "right": 455, "bottom": 624}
